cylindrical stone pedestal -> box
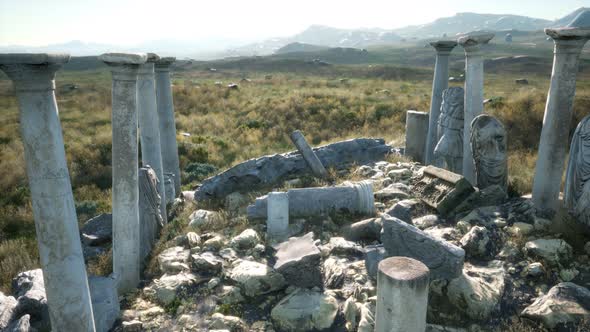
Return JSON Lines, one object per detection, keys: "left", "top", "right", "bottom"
{"left": 155, "top": 57, "right": 181, "bottom": 196}
{"left": 375, "top": 256, "right": 430, "bottom": 332}
{"left": 137, "top": 53, "right": 167, "bottom": 224}
{"left": 290, "top": 130, "right": 329, "bottom": 179}
{"left": 267, "top": 192, "right": 289, "bottom": 241}
{"left": 532, "top": 27, "right": 590, "bottom": 214}
{"left": 0, "top": 53, "right": 96, "bottom": 331}
{"left": 425, "top": 41, "right": 457, "bottom": 165}
{"left": 458, "top": 32, "right": 494, "bottom": 185}
{"left": 100, "top": 52, "right": 147, "bottom": 294}
{"left": 405, "top": 110, "right": 429, "bottom": 164}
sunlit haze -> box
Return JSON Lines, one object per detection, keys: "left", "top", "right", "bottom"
{"left": 0, "top": 0, "right": 587, "bottom": 47}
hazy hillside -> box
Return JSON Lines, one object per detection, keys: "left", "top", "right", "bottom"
{"left": 275, "top": 42, "right": 330, "bottom": 54}
{"left": 393, "top": 12, "right": 551, "bottom": 38}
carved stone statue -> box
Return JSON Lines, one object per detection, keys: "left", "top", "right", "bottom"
{"left": 470, "top": 114, "right": 508, "bottom": 191}
{"left": 564, "top": 115, "right": 590, "bottom": 227}
{"left": 433, "top": 87, "right": 464, "bottom": 174}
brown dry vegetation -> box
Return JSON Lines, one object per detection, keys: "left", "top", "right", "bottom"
{"left": 0, "top": 49, "right": 589, "bottom": 293}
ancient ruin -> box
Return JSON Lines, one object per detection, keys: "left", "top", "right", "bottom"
{"left": 137, "top": 53, "right": 167, "bottom": 223}
{"left": 375, "top": 257, "right": 430, "bottom": 332}
{"left": 532, "top": 19, "right": 590, "bottom": 214}
{"left": 405, "top": 110, "right": 429, "bottom": 163}
{"left": 470, "top": 114, "right": 508, "bottom": 191}
{"left": 433, "top": 87, "right": 465, "bottom": 173}
{"left": 155, "top": 57, "right": 182, "bottom": 196}
{"left": 425, "top": 40, "right": 457, "bottom": 165}
{"left": 0, "top": 53, "right": 96, "bottom": 331}
{"left": 457, "top": 31, "right": 495, "bottom": 185}
{"left": 100, "top": 52, "right": 147, "bottom": 294}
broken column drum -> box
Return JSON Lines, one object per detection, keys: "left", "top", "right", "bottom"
{"left": 137, "top": 53, "right": 167, "bottom": 223}
{"left": 405, "top": 110, "right": 429, "bottom": 164}
{"left": 290, "top": 130, "right": 329, "bottom": 179}
{"left": 267, "top": 192, "right": 289, "bottom": 241}
{"left": 470, "top": 114, "right": 508, "bottom": 192}
{"left": 155, "top": 57, "right": 181, "bottom": 196}
{"left": 100, "top": 52, "right": 147, "bottom": 294}
{"left": 375, "top": 256, "right": 430, "bottom": 332}
{"left": 458, "top": 31, "right": 495, "bottom": 185}
{"left": 564, "top": 115, "right": 590, "bottom": 227}
{"left": 425, "top": 40, "right": 457, "bottom": 165}
{"left": 532, "top": 15, "right": 590, "bottom": 214}
{"left": 433, "top": 87, "right": 465, "bottom": 173}
{"left": 0, "top": 53, "right": 96, "bottom": 331}
{"left": 247, "top": 181, "right": 375, "bottom": 219}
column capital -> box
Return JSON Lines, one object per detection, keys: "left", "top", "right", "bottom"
{"left": 429, "top": 40, "right": 457, "bottom": 55}
{"left": 457, "top": 31, "right": 495, "bottom": 54}
{"left": 100, "top": 52, "right": 147, "bottom": 80}
{"left": 545, "top": 28, "right": 590, "bottom": 54}
{"left": 0, "top": 53, "right": 70, "bottom": 92}
{"left": 154, "top": 57, "right": 176, "bottom": 72}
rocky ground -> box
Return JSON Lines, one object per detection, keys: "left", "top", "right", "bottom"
{"left": 3, "top": 157, "right": 590, "bottom": 332}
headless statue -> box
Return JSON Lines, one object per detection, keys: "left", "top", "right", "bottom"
{"left": 470, "top": 114, "right": 508, "bottom": 191}
{"left": 434, "top": 87, "right": 464, "bottom": 174}
{"left": 564, "top": 115, "right": 590, "bottom": 227}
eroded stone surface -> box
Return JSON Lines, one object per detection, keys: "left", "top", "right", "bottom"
{"left": 413, "top": 166, "right": 474, "bottom": 215}
{"left": 271, "top": 289, "right": 338, "bottom": 331}
{"left": 381, "top": 215, "right": 464, "bottom": 279}
{"left": 273, "top": 232, "right": 322, "bottom": 288}
{"left": 522, "top": 282, "right": 590, "bottom": 328}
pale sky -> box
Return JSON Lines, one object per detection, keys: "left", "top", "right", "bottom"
{"left": 0, "top": 0, "right": 587, "bottom": 46}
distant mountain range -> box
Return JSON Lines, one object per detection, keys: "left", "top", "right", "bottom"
{"left": 1, "top": 8, "right": 587, "bottom": 60}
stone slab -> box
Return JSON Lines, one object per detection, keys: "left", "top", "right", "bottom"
{"left": 381, "top": 215, "right": 464, "bottom": 279}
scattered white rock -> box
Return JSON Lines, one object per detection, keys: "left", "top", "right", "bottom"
{"left": 229, "top": 260, "right": 286, "bottom": 297}
{"left": 230, "top": 228, "right": 260, "bottom": 250}
{"left": 270, "top": 289, "right": 338, "bottom": 331}
{"left": 157, "top": 246, "right": 190, "bottom": 274}
{"left": 522, "top": 282, "right": 590, "bottom": 328}
{"left": 524, "top": 239, "right": 573, "bottom": 266}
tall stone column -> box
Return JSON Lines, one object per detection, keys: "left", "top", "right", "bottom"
{"left": 100, "top": 52, "right": 147, "bottom": 294}
{"left": 425, "top": 40, "right": 457, "bottom": 165}
{"left": 155, "top": 57, "right": 181, "bottom": 196}
{"left": 458, "top": 32, "right": 494, "bottom": 185}
{"left": 0, "top": 53, "right": 96, "bottom": 331}
{"left": 405, "top": 110, "right": 429, "bottom": 164}
{"left": 532, "top": 24, "right": 590, "bottom": 214}
{"left": 137, "top": 53, "right": 167, "bottom": 223}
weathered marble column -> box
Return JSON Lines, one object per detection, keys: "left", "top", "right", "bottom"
{"left": 137, "top": 53, "right": 167, "bottom": 223}
{"left": 100, "top": 52, "right": 147, "bottom": 294}
{"left": 290, "top": 130, "right": 329, "bottom": 179}
{"left": 405, "top": 110, "right": 429, "bottom": 164}
{"left": 0, "top": 53, "right": 96, "bottom": 331}
{"left": 248, "top": 181, "right": 375, "bottom": 219}
{"left": 375, "top": 256, "right": 430, "bottom": 332}
{"left": 458, "top": 32, "right": 494, "bottom": 185}
{"left": 425, "top": 40, "right": 457, "bottom": 165}
{"left": 532, "top": 22, "right": 590, "bottom": 214}
{"left": 155, "top": 57, "right": 181, "bottom": 196}
{"left": 267, "top": 192, "right": 289, "bottom": 241}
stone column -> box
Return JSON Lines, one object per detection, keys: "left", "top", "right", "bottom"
{"left": 290, "top": 130, "right": 329, "bottom": 179}
{"left": 375, "top": 256, "right": 430, "bottom": 332}
{"left": 155, "top": 57, "right": 181, "bottom": 196}
{"left": 267, "top": 192, "right": 289, "bottom": 241}
{"left": 405, "top": 110, "right": 429, "bottom": 164}
{"left": 458, "top": 32, "right": 494, "bottom": 185}
{"left": 425, "top": 41, "right": 457, "bottom": 165}
{"left": 532, "top": 23, "right": 590, "bottom": 214}
{"left": 137, "top": 53, "right": 167, "bottom": 223}
{"left": 100, "top": 52, "right": 147, "bottom": 294}
{"left": 0, "top": 53, "right": 96, "bottom": 331}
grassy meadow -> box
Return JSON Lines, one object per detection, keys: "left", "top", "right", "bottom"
{"left": 0, "top": 36, "right": 589, "bottom": 292}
